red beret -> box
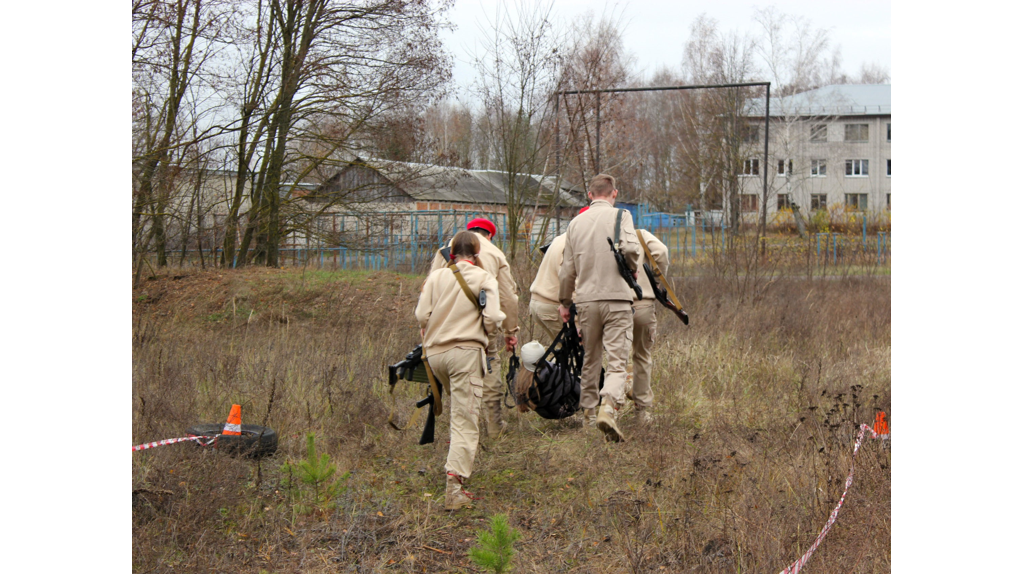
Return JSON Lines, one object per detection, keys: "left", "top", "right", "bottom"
{"left": 466, "top": 217, "right": 497, "bottom": 238}
{"left": 578, "top": 206, "right": 590, "bottom": 215}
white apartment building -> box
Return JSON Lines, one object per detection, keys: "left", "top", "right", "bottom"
{"left": 738, "top": 84, "right": 891, "bottom": 222}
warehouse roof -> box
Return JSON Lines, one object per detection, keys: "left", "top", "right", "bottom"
{"left": 746, "top": 84, "right": 891, "bottom": 117}
{"left": 323, "top": 159, "right": 585, "bottom": 207}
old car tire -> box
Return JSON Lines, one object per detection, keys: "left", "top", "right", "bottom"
{"left": 185, "top": 423, "right": 278, "bottom": 459}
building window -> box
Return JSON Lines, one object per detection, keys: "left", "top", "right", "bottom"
{"left": 845, "top": 159, "right": 869, "bottom": 177}
{"left": 810, "top": 194, "right": 828, "bottom": 211}
{"left": 810, "top": 124, "right": 827, "bottom": 142}
{"left": 777, "top": 193, "right": 793, "bottom": 210}
{"left": 811, "top": 159, "right": 826, "bottom": 177}
{"left": 742, "top": 124, "right": 760, "bottom": 143}
{"left": 845, "top": 124, "right": 869, "bottom": 142}
{"left": 845, "top": 193, "right": 868, "bottom": 211}
{"left": 740, "top": 158, "right": 759, "bottom": 176}
{"left": 887, "top": 123, "right": 891, "bottom": 142}
{"left": 777, "top": 159, "right": 793, "bottom": 176}
{"left": 887, "top": 159, "right": 891, "bottom": 177}
{"left": 740, "top": 194, "right": 758, "bottom": 212}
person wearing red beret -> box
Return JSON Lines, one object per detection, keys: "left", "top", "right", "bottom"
{"left": 430, "top": 218, "right": 519, "bottom": 438}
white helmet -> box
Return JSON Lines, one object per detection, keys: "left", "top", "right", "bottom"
{"left": 520, "top": 341, "right": 546, "bottom": 372}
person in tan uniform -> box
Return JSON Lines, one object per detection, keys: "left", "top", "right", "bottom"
{"left": 416, "top": 231, "right": 506, "bottom": 510}
{"left": 629, "top": 228, "right": 670, "bottom": 424}
{"left": 528, "top": 206, "right": 588, "bottom": 346}
{"left": 558, "top": 174, "right": 641, "bottom": 442}
{"left": 429, "top": 218, "right": 519, "bottom": 438}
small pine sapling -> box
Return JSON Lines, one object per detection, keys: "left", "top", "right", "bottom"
{"left": 469, "top": 513, "right": 521, "bottom": 574}
{"left": 280, "top": 433, "right": 350, "bottom": 515}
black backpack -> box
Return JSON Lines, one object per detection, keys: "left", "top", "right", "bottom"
{"left": 514, "top": 306, "right": 596, "bottom": 419}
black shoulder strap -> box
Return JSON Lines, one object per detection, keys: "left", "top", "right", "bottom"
{"left": 439, "top": 246, "right": 451, "bottom": 263}
{"left": 614, "top": 209, "right": 624, "bottom": 244}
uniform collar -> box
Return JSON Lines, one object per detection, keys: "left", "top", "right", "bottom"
{"left": 590, "top": 199, "right": 613, "bottom": 208}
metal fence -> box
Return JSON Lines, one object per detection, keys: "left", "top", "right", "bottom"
{"left": 167, "top": 204, "right": 890, "bottom": 272}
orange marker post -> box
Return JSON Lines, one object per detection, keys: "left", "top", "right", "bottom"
{"left": 223, "top": 404, "right": 242, "bottom": 435}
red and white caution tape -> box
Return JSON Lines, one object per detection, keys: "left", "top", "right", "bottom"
{"left": 778, "top": 423, "right": 887, "bottom": 574}
{"left": 131, "top": 435, "right": 217, "bottom": 452}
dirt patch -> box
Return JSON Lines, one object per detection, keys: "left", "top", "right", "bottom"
{"left": 133, "top": 267, "right": 426, "bottom": 329}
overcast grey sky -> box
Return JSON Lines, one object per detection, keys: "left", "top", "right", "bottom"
{"left": 442, "top": 0, "right": 891, "bottom": 92}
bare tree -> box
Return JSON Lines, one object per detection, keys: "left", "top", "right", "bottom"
{"left": 225, "top": 0, "right": 453, "bottom": 267}
{"left": 857, "top": 62, "right": 890, "bottom": 84}
{"left": 218, "top": 0, "right": 278, "bottom": 268}
{"left": 420, "top": 100, "right": 475, "bottom": 168}
{"left": 676, "top": 14, "right": 758, "bottom": 232}
{"left": 472, "top": 0, "right": 564, "bottom": 259}
{"left": 556, "top": 10, "right": 637, "bottom": 188}
{"left": 133, "top": 0, "right": 227, "bottom": 274}
{"left": 752, "top": 6, "right": 844, "bottom": 96}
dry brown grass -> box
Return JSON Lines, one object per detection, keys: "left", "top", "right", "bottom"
{"left": 132, "top": 263, "right": 890, "bottom": 573}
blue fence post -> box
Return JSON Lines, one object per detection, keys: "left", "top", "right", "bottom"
{"left": 703, "top": 213, "right": 708, "bottom": 256}
{"left": 675, "top": 216, "right": 679, "bottom": 259}
{"left": 686, "top": 204, "right": 695, "bottom": 258}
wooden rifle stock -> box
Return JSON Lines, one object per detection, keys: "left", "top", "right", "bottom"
{"left": 643, "top": 263, "right": 689, "bottom": 325}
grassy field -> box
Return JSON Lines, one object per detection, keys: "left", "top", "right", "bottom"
{"left": 132, "top": 263, "right": 890, "bottom": 573}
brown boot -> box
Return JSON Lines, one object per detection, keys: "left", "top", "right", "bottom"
{"left": 445, "top": 473, "right": 474, "bottom": 510}
{"left": 635, "top": 406, "right": 654, "bottom": 424}
{"left": 596, "top": 403, "right": 625, "bottom": 442}
{"left": 484, "top": 400, "right": 507, "bottom": 438}
{"left": 582, "top": 408, "right": 597, "bottom": 428}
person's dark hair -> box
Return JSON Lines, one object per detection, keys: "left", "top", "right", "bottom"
{"left": 589, "top": 173, "right": 616, "bottom": 197}
{"left": 451, "top": 230, "right": 481, "bottom": 260}
{"left": 468, "top": 227, "right": 490, "bottom": 237}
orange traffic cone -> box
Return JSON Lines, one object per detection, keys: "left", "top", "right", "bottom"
{"left": 873, "top": 411, "right": 889, "bottom": 438}
{"left": 223, "top": 404, "right": 242, "bottom": 435}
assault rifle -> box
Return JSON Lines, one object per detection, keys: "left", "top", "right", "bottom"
{"left": 387, "top": 344, "right": 442, "bottom": 445}
{"left": 607, "top": 237, "right": 643, "bottom": 300}
{"left": 643, "top": 263, "right": 689, "bottom": 325}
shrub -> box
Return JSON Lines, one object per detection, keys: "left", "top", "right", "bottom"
{"left": 469, "top": 514, "right": 521, "bottom": 574}
{"left": 279, "top": 433, "right": 350, "bottom": 516}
